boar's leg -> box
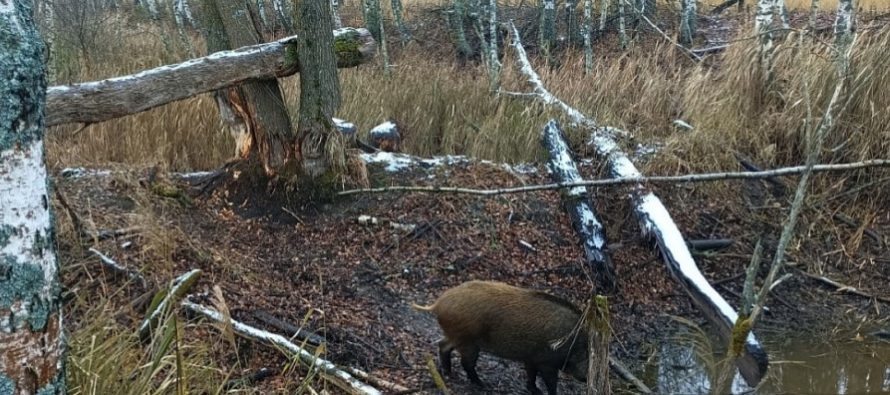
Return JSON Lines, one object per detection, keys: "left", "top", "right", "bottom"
{"left": 539, "top": 367, "right": 559, "bottom": 395}
{"left": 457, "top": 345, "right": 484, "bottom": 386}
{"left": 524, "top": 364, "right": 544, "bottom": 395}
{"left": 437, "top": 339, "right": 455, "bottom": 375}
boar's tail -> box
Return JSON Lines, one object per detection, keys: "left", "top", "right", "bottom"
{"left": 410, "top": 302, "right": 435, "bottom": 312}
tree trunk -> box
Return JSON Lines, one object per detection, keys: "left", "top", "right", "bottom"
{"left": 680, "top": 0, "right": 696, "bottom": 44}
{"left": 0, "top": 2, "right": 65, "bottom": 393}
{"left": 540, "top": 0, "right": 556, "bottom": 61}
{"left": 216, "top": 0, "right": 296, "bottom": 173}
{"left": 391, "top": 0, "right": 411, "bottom": 40}
{"left": 833, "top": 0, "right": 854, "bottom": 52}
{"left": 583, "top": 0, "right": 593, "bottom": 73}
{"left": 45, "top": 29, "right": 375, "bottom": 128}
{"left": 331, "top": 0, "right": 343, "bottom": 29}
{"left": 295, "top": 0, "right": 343, "bottom": 177}
{"left": 754, "top": 0, "right": 775, "bottom": 81}
{"left": 566, "top": 0, "right": 579, "bottom": 46}
{"left": 586, "top": 296, "right": 610, "bottom": 395}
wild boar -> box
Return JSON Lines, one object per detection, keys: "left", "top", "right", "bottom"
{"left": 412, "top": 280, "right": 588, "bottom": 395}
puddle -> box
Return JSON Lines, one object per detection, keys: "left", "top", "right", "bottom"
{"left": 646, "top": 329, "right": 890, "bottom": 394}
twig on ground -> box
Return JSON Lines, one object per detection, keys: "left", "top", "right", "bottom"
{"left": 797, "top": 270, "right": 890, "bottom": 304}
{"left": 338, "top": 159, "right": 890, "bottom": 196}
{"left": 88, "top": 248, "right": 147, "bottom": 288}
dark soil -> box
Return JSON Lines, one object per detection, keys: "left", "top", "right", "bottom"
{"left": 54, "top": 150, "right": 890, "bottom": 394}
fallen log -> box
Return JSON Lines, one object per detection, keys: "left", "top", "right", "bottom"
{"left": 223, "top": 367, "right": 277, "bottom": 390}
{"left": 688, "top": 239, "right": 734, "bottom": 252}
{"left": 505, "top": 21, "right": 768, "bottom": 386}
{"left": 182, "top": 301, "right": 383, "bottom": 395}
{"left": 46, "top": 28, "right": 375, "bottom": 127}
{"left": 542, "top": 120, "right": 615, "bottom": 292}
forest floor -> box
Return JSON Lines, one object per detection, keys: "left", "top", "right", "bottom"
{"left": 49, "top": 4, "right": 890, "bottom": 395}
{"left": 54, "top": 151, "right": 890, "bottom": 394}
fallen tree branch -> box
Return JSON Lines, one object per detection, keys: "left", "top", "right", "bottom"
{"left": 337, "top": 159, "right": 890, "bottom": 196}
{"left": 505, "top": 24, "right": 769, "bottom": 385}
{"left": 88, "top": 248, "right": 147, "bottom": 288}
{"left": 223, "top": 367, "right": 278, "bottom": 390}
{"left": 139, "top": 269, "right": 202, "bottom": 341}
{"left": 608, "top": 356, "right": 652, "bottom": 394}
{"left": 343, "top": 367, "right": 413, "bottom": 394}
{"left": 252, "top": 310, "right": 326, "bottom": 346}
{"left": 543, "top": 120, "right": 615, "bottom": 292}
{"left": 46, "top": 28, "right": 375, "bottom": 127}
{"left": 797, "top": 270, "right": 890, "bottom": 304}
{"left": 182, "top": 302, "right": 383, "bottom": 395}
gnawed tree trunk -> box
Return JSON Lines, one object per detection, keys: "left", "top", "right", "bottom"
{"left": 216, "top": 0, "right": 296, "bottom": 173}
{"left": 201, "top": 0, "right": 253, "bottom": 157}
{"left": 0, "top": 2, "right": 65, "bottom": 392}
{"left": 45, "top": 29, "right": 374, "bottom": 128}
{"left": 296, "top": 0, "right": 343, "bottom": 178}
{"left": 542, "top": 120, "right": 615, "bottom": 292}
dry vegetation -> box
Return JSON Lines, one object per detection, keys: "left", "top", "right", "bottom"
{"left": 45, "top": 1, "right": 890, "bottom": 394}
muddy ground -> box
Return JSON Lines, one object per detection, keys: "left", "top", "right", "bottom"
{"left": 54, "top": 151, "right": 890, "bottom": 394}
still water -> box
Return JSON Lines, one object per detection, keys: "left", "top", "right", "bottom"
{"left": 647, "top": 330, "right": 890, "bottom": 394}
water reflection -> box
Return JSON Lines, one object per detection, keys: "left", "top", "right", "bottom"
{"left": 650, "top": 332, "right": 890, "bottom": 394}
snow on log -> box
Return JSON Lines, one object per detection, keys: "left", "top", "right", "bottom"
{"left": 541, "top": 120, "right": 615, "bottom": 292}
{"left": 504, "top": 21, "right": 768, "bottom": 385}
{"left": 368, "top": 120, "right": 401, "bottom": 152}
{"left": 88, "top": 248, "right": 147, "bottom": 287}
{"left": 589, "top": 131, "right": 768, "bottom": 385}
{"left": 46, "top": 28, "right": 375, "bottom": 127}
{"left": 139, "top": 269, "right": 202, "bottom": 341}
{"left": 182, "top": 301, "right": 383, "bottom": 395}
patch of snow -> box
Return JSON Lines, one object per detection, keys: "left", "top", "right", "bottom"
{"left": 60, "top": 167, "right": 113, "bottom": 178}
{"left": 543, "top": 121, "right": 586, "bottom": 197}
{"left": 369, "top": 121, "right": 397, "bottom": 137}
{"left": 634, "top": 143, "right": 660, "bottom": 159}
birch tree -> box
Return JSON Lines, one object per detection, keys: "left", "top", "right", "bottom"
{"left": 540, "top": 0, "right": 556, "bottom": 61}
{"left": 583, "top": 0, "right": 593, "bottom": 73}
{"left": 566, "top": 0, "right": 579, "bottom": 46}
{"left": 833, "top": 0, "right": 855, "bottom": 57}
{"left": 391, "top": 0, "right": 410, "bottom": 40}
{"left": 331, "top": 0, "right": 342, "bottom": 29}
{"left": 774, "top": 0, "right": 790, "bottom": 30}
{"left": 295, "top": 0, "right": 343, "bottom": 177}
{"left": 754, "top": 0, "right": 775, "bottom": 83}
{"left": 487, "top": 0, "right": 500, "bottom": 92}
{"left": 0, "top": 0, "right": 65, "bottom": 393}
{"left": 679, "top": 0, "right": 696, "bottom": 44}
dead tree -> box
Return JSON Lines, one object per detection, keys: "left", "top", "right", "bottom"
{"left": 45, "top": 29, "right": 374, "bottom": 127}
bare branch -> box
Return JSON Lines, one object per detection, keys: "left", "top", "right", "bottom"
{"left": 338, "top": 159, "right": 890, "bottom": 196}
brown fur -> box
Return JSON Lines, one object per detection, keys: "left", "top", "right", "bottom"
{"left": 411, "top": 281, "right": 588, "bottom": 395}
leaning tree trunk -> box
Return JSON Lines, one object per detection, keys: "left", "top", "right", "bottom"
{"left": 295, "top": 0, "right": 343, "bottom": 178}
{"left": 216, "top": 0, "right": 297, "bottom": 174}
{"left": 0, "top": 1, "right": 65, "bottom": 393}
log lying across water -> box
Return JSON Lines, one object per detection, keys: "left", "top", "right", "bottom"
{"left": 505, "top": 21, "right": 768, "bottom": 386}
{"left": 541, "top": 120, "right": 615, "bottom": 292}
{"left": 46, "top": 28, "right": 375, "bottom": 127}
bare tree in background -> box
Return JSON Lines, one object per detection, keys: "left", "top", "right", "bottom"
{"left": 295, "top": 0, "right": 343, "bottom": 177}
{"left": 0, "top": 0, "right": 65, "bottom": 392}
{"left": 679, "top": 0, "right": 696, "bottom": 44}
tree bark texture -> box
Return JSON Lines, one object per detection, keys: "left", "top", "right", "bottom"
{"left": 296, "top": 0, "right": 343, "bottom": 177}
{"left": 0, "top": 1, "right": 65, "bottom": 392}
{"left": 45, "top": 28, "right": 374, "bottom": 126}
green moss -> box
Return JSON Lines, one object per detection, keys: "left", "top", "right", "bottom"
{"left": 283, "top": 41, "right": 300, "bottom": 69}
{"left": 590, "top": 295, "right": 611, "bottom": 335}
{"left": 0, "top": 254, "right": 55, "bottom": 330}
{"left": 334, "top": 32, "right": 363, "bottom": 68}
{"left": 730, "top": 315, "right": 753, "bottom": 356}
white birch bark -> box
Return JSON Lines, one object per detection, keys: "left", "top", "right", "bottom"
{"left": 175, "top": 0, "right": 196, "bottom": 27}
{"left": 754, "top": 0, "right": 776, "bottom": 79}
{"left": 598, "top": 0, "right": 608, "bottom": 32}
{"left": 487, "top": 0, "right": 500, "bottom": 92}
{"left": 774, "top": 0, "right": 790, "bottom": 30}
{"left": 618, "top": 0, "right": 628, "bottom": 49}
{"left": 0, "top": 0, "right": 65, "bottom": 392}
{"left": 833, "top": 0, "right": 855, "bottom": 53}
{"left": 680, "top": 0, "right": 697, "bottom": 44}
{"left": 809, "top": 0, "right": 820, "bottom": 31}
{"left": 256, "top": 0, "right": 269, "bottom": 28}
{"left": 331, "top": 0, "right": 343, "bottom": 29}
{"left": 583, "top": 0, "right": 593, "bottom": 73}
